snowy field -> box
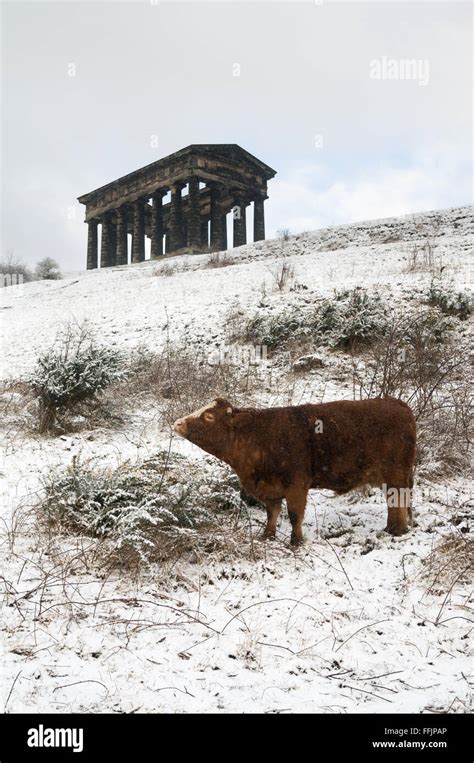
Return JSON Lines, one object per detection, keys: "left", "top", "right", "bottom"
{"left": 1, "top": 205, "right": 472, "bottom": 714}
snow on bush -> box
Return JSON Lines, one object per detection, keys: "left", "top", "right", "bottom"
{"left": 241, "top": 287, "right": 388, "bottom": 353}
{"left": 426, "top": 279, "right": 472, "bottom": 321}
{"left": 38, "top": 452, "right": 248, "bottom": 568}
{"left": 329, "top": 288, "right": 388, "bottom": 350}
{"left": 29, "top": 324, "right": 126, "bottom": 432}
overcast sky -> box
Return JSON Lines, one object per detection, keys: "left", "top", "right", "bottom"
{"left": 2, "top": 0, "right": 472, "bottom": 271}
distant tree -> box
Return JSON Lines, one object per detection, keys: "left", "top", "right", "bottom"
{"left": 35, "top": 257, "right": 62, "bottom": 280}
{"left": 0, "top": 251, "right": 34, "bottom": 284}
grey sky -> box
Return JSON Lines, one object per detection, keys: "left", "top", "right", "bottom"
{"left": 2, "top": 1, "right": 472, "bottom": 271}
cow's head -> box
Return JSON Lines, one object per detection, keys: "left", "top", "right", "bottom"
{"left": 173, "top": 398, "right": 236, "bottom": 455}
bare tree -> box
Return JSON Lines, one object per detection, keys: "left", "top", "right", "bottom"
{"left": 35, "top": 257, "right": 62, "bottom": 280}
{"left": 0, "top": 250, "right": 34, "bottom": 282}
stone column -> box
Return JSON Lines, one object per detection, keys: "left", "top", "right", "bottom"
{"left": 109, "top": 214, "right": 117, "bottom": 266}
{"left": 132, "top": 198, "right": 146, "bottom": 263}
{"left": 169, "top": 183, "right": 184, "bottom": 252}
{"left": 253, "top": 196, "right": 265, "bottom": 242}
{"left": 151, "top": 191, "right": 165, "bottom": 258}
{"left": 187, "top": 177, "right": 201, "bottom": 250}
{"left": 116, "top": 207, "right": 128, "bottom": 265}
{"left": 210, "top": 183, "right": 225, "bottom": 251}
{"left": 233, "top": 196, "right": 247, "bottom": 248}
{"left": 100, "top": 213, "right": 112, "bottom": 268}
{"left": 86, "top": 219, "right": 98, "bottom": 269}
{"left": 221, "top": 214, "right": 228, "bottom": 250}
{"left": 200, "top": 219, "right": 209, "bottom": 248}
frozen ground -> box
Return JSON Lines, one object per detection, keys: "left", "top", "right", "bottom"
{"left": 0, "top": 205, "right": 472, "bottom": 713}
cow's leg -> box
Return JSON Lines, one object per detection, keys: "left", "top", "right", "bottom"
{"left": 262, "top": 499, "right": 281, "bottom": 540}
{"left": 286, "top": 488, "right": 309, "bottom": 546}
{"left": 407, "top": 469, "right": 414, "bottom": 526}
{"left": 384, "top": 484, "right": 410, "bottom": 536}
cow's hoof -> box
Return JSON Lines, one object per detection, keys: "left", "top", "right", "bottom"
{"left": 290, "top": 535, "right": 304, "bottom": 547}
{"left": 384, "top": 524, "right": 409, "bottom": 537}
{"left": 261, "top": 532, "right": 276, "bottom": 541}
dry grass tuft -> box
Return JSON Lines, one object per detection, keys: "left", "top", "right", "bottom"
{"left": 423, "top": 533, "right": 473, "bottom": 596}
{"left": 205, "top": 252, "right": 233, "bottom": 269}
{"left": 125, "top": 343, "right": 262, "bottom": 426}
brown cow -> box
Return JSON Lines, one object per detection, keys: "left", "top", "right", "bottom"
{"left": 173, "top": 397, "right": 416, "bottom": 545}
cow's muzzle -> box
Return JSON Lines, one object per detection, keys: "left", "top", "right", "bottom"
{"left": 173, "top": 418, "right": 188, "bottom": 436}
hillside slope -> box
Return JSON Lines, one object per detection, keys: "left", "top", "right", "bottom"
{"left": 0, "top": 205, "right": 472, "bottom": 715}
{"left": 1, "top": 205, "right": 472, "bottom": 377}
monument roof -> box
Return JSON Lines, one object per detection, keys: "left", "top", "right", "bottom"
{"left": 78, "top": 144, "right": 276, "bottom": 203}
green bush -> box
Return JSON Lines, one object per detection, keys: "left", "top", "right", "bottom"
{"left": 330, "top": 289, "right": 388, "bottom": 350}
{"left": 312, "top": 301, "right": 341, "bottom": 336}
{"left": 426, "top": 280, "right": 472, "bottom": 321}
{"left": 243, "top": 312, "right": 304, "bottom": 350}
{"left": 39, "top": 452, "right": 246, "bottom": 568}
{"left": 240, "top": 288, "right": 388, "bottom": 353}
{"left": 29, "top": 325, "right": 125, "bottom": 433}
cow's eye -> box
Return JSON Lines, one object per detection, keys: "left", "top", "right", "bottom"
{"left": 203, "top": 412, "right": 215, "bottom": 422}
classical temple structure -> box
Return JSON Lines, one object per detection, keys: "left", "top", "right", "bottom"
{"left": 78, "top": 144, "right": 276, "bottom": 269}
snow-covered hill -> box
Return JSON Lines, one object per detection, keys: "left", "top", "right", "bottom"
{"left": 0, "top": 205, "right": 472, "bottom": 714}
{"left": 2, "top": 205, "right": 472, "bottom": 378}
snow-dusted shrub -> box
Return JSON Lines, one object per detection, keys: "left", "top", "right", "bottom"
{"left": 426, "top": 280, "right": 472, "bottom": 321}
{"left": 240, "top": 288, "right": 388, "bottom": 354}
{"left": 312, "top": 300, "right": 340, "bottom": 337}
{"left": 39, "top": 452, "right": 247, "bottom": 569}
{"left": 404, "top": 309, "right": 453, "bottom": 349}
{"left": 29, "top": 324, "right": 126, "bottom": 433}
{"left": 330, "top": 288, "right": 388, "bottom": 350}
{"left": 243, "top": 312, "right": 303, "bottom": 351}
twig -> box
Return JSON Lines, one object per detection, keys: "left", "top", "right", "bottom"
{"left": 335, "top": 619, "right": 389, "bottom": 652}
{"left": 435, "top": 565, "right": 471, "bottom": 624}
{"left": 358, "top": 670, "right": 404, "bottom": 681}
{"left": 257, "top": 641, "right": 297, "bottom": 654}
{"left": 342, "top": 684, "right": 393, "bottom": 703}
{"left": 221, "top": 597, "right": 325, "bottom": 634}
{"left": 433, "top": 615, "right": 474, "bottom": 626}
{"left": 155, "top": 686, "right": 195, "bottom": 697}
{"left": 4, "top": 670, "right": 22, "bottom": 712}
{"left": 53, "top": 680, "right": 109, "bottom": 693}
{"left": 323, "top": 538, "right": 354, "bottom": 590}
{"left": 38, "top": 597, "right": 221, "bottom": 634}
